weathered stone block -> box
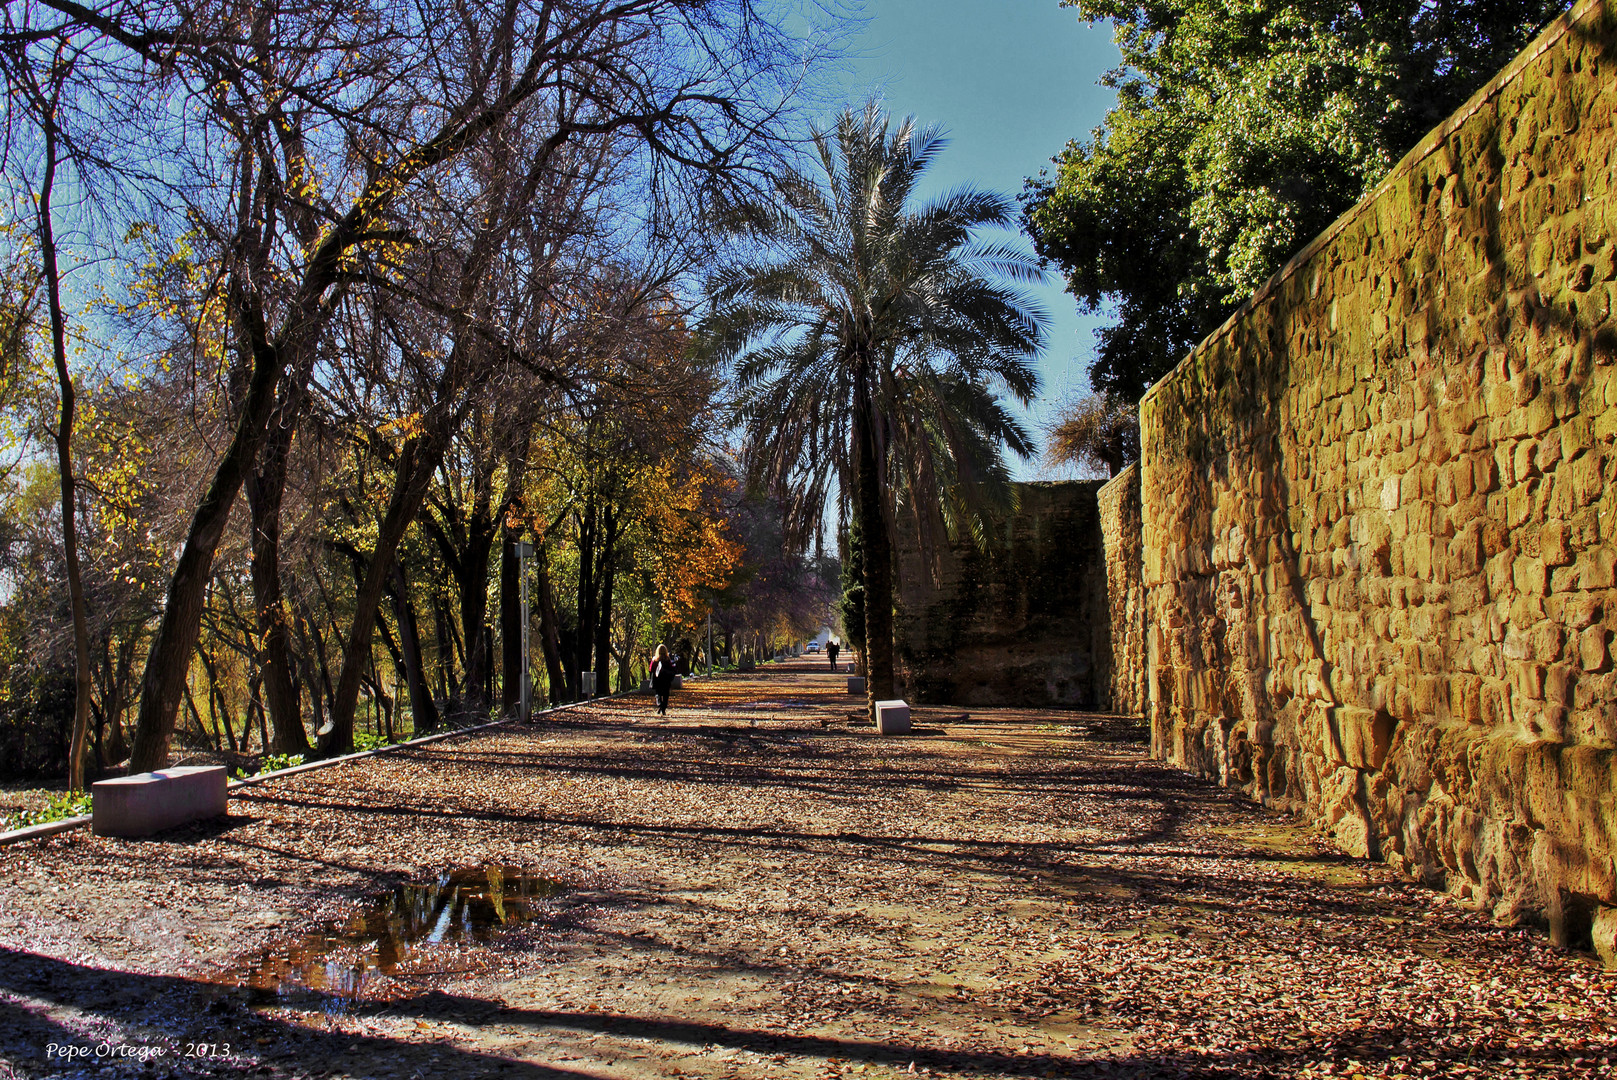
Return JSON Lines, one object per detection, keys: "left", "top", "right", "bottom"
{"left": 1577, "top": 548, "right": 1617, "bottom": 589}
{"left": 1593, "top": 906, "right": 1617, "bottom": 969}
{"left": 848, "top": 676, "right": 866, "bottom": 695}
{"left": 1541, "top": 521, "right": 1573, "bottom": 566}
{"left": 875, "top": 699, "right": 912, "bottom": 735}
{"left": 92, "top": 766, "right": 227, "bottom": 838}
{"left": 1582, "top": 627, "right": 1611, "bottom": 672}
{"left": 1329, "top": 706, "right": 1397, "bottom": 769}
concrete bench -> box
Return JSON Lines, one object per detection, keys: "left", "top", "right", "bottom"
{"left": 92, "top": 766, "right": 227, "bottom": 838}
{"left": 876, "top": 699, "right": 911, "bottom": 735}
{"left": 848, "top": 676, "right": 866, "bottom": 695}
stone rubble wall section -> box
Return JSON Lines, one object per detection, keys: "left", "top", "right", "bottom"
{"left": 1137, "top": 0, "right": 1617, "bottom": 941}
{"left": 1099, "top": 464, "right": 1147, "bottom": 716}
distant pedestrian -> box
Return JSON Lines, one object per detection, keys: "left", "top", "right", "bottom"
{"left": 826, "top": 640, "right": 840, "bottom": 670}
{"left": 650, "top": 644, "right": 677, "bottom": 716}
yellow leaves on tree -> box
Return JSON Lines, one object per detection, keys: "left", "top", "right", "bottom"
{"left": 642, "top": 460, "right": 743, "bottom": 632}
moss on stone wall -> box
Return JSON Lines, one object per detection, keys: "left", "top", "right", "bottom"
{"left": 1138, "top": 0, "right": 1617, "bottom": 944}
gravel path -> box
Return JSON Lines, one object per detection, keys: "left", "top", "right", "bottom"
{"left": 0, "top": 660, "right": 1611, "bottom": 1079}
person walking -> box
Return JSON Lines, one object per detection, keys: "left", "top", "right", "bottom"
{"left": 650, "top": 643, "right": 677, "bottom": 716}
{"left": 826, "top": 640, "right": 840, "bottom": 671}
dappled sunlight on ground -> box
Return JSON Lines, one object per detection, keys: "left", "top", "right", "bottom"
{"left": 0, "top": 659, "right": 1611, "bottom": 1078}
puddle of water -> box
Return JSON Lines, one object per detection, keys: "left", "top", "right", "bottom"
{"left": 219, "top": 866, "right": 565, "bottom": 1010}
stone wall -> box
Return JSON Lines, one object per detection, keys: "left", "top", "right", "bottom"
{"left": 1138, "top": 0, "right": 1617, "bottom": 943}
{"left": 895, "top": 481, "right": 1112, "bottom": 708}
{"left": 1099, "top": 465, "right": 1147, "bottom": 716}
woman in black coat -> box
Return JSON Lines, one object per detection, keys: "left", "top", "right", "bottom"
{"left": 649, "top": 643, "right": 677, "bottom": 716}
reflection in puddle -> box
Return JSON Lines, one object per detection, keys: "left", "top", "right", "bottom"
{"left": 221, "top": 866, "right": 565, "bottom": 1010}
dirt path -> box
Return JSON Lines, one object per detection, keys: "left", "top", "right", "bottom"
{"left": 1, "top": 661, "right": 1612, "bottom": 1079}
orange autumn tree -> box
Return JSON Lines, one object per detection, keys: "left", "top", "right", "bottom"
{"left": 639, "top": 460, "right": 745, "bottom": 632}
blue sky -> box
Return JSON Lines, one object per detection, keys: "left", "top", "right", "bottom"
{"left": 839, "top": 0, "right": 1122, "bottom": 477}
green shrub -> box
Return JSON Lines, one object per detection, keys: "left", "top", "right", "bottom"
{"left": 9, "top": 791, "right": 93, "bottom": 829}
{"left": 229, "top": 752, "right": 306, "bottom": 780}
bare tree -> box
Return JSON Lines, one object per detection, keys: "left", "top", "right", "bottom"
{"left": 93, "top": 0, "right": 814, "bottom": 768}
{"left": 1044, "top": 392, "right": 1140, "bottom": 479}
{"left": 0, "top": 14, "right": 131, "bottom": 788}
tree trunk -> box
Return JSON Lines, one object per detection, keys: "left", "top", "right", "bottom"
{"left": 853, "top": 377, "right": 895, "bottom": 722}
{"left": 98, "top": 633, "right": 135, "bottom": 768}
{"left": 183, "top": 682, "right": 214, "bottom": 752}
{"left": 372, "top": 618, "right": 404, "bottom": 741}
{"left": 127, "top": 285, "right": 287, "bottom": 771}
{"left": 247, "top": 672, "right": 267, "bottom": 755}
{"left": 572, "top": 496, "right": 596, "bottom": 701}
{"left": 594, "top": 507, "right": 617, "bottom": 693}
{"left": 199, "top": 648, "right": 235, "bottom": 754}
{"left": 244, "top": 418, "right": 310, "bottom": 755}
{"left": 457, "top": 514, "right": 496, "bottom": 709}
{"left": 500, "top": 540, "right": 521, "bottom": 714}
{"left": 391, "top": 561, "right": 440, "bottom": 735}
{"left": 499, "top": 446, "right": 529, "bottom": 716}
{"left": 36, "top": 120, "right": 94, "bottom": 791}
{"left": 533, "top": 545, "right": 568, "bottom": 705}
{"left": 293, "top": 626, "right": 327, "bottom": 745}
{"left": 324, "top": 437, "right": 442, "bottom": 755}
{"left": 434, "top": 594, "right": 463, "bottom": 702}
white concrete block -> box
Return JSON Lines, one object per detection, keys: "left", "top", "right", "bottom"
{"left": 848, "top": 676, "right": 866, "bottom": 695}
{"left": 93, "top": 766, "right": 227, "bottom": 838}
{"left": 875, "top": 699, "right": 911, "bottom": 735}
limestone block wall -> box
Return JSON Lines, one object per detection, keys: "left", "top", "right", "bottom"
{"left": 1099, "top": 465, "right": 1147, "bottom": 716}
{"left": 895, "top": 481, "right": 1112, "bottom": 708}
{"left": 1139, "top": 0, "right": 1617, "bottom": 940}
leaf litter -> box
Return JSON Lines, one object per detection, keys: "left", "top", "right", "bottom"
{"left": 0, "top": 659, "right": 1610, "bottom": 1079}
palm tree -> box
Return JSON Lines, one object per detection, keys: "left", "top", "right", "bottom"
{"left": 702, "top": 102, "right": 1046, "bottom": 717}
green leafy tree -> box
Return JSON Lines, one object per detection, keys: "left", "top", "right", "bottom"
{"left": 1024, "top": 0, "right": 1569, "bottom": 401}
{"left": 704, "top": 102, "right": 1045, "bottom": 718}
